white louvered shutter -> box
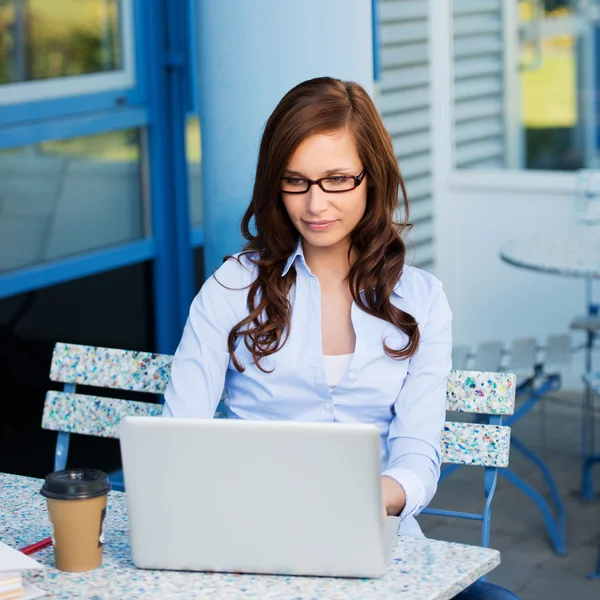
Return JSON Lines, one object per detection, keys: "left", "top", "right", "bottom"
{"left": 452, "top": 0, "right": 506, "bottom": 168}
{"left": 378, "top": 0, "right": 434, "bottom": 270}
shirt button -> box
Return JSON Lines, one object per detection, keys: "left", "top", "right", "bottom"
{"left": 347, "top": 370, "right": 357, "bottom": 381}
{"left": 324, "top": 402, "right": 332, "bottom": 411}
{"left": 314, "top": 368, "right": 322, "bottom": 379}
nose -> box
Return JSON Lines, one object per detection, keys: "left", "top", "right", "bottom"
{"left": 305, "top": 184, "right": 329, "bottom": 215}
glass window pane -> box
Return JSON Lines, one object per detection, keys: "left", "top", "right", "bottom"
{"left": 452, "top": 0, "right": 598, "bottom": 171}
{"left": 0, "top": 129, "right": 144, "bottom": 273}
{"left": 0, "top": 0, "right": 123, "bottom": 85}
{"left": 186, "top": 115, "right": 203, "bottom": 228}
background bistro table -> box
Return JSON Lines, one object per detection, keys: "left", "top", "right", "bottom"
{"left": 0, "top": 473, "right": 500, "bottom": 600}
{"left": 500, "top": 223, "right": 600, "bottom": 499}
{"left": 499, "top": 224, "right": 600, "bottom": 281}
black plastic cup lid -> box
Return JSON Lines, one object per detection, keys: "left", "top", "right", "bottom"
{"left": 40, "top": 469, "right": 111, "bottom": 500}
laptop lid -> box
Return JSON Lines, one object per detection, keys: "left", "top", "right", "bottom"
{"left": 120, "top": 417, "right": 393, "bottom": 578}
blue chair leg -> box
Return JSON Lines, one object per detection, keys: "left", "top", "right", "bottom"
{"left": 108, "top": 469, "right": 125, "bottom": 492}
{"left": 582, "top": 455, "right": 600, "bottom": 501}
{"left": 499, "top": 468, "right": 566, "bottom": 555}
{"left": 510, "top": 436, "right": 566, "bottom": 539}
{"left": 54, "top": 431, "right": 70, "bottom": 472}
{"left": 476, "top": 466, "right": 499, "bottom": 583}
{"left": 481, "top": 467, "right": 498, "bottom": 549}
{"left": 589, "top": 546, "right": 600, "bottom": 579}
{"left": 581, "top": 380, "right": 597, "bottom": 500}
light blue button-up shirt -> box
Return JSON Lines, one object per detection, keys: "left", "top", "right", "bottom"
{"left": 164, "top": 242, "right": 452, "bottom": 536}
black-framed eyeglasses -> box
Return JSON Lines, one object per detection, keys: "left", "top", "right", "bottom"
{"left": 279, "top": 168, "right": 366, "bottom": 194}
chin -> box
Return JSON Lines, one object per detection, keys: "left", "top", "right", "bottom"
{"left": 301, "top": 230, "right": 349, "bottom": 249}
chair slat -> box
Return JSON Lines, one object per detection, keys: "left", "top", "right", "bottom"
{"left": 452, "top": 346, "right": 471, "bottom": 370}
{"left": 42, "top": 391, "right": 164, "bottom": 438}
{"left": 49, "top": 343, "right": 172, "bottom": 394}
{"left": 446, "top": 370, "right": 516, "bottom": 415}
{"left": 571, "top": 316, "right": 600, "bottom": 332}
{"left": 441, "top": 421, "right": 511, "bottom": 467}
{"left": 473, "top": 341, "right": 504, "bottom": 372}
{"left": 505, "top": 338, "right": 536, "bottom": 379}
{"left": 543, "top": 335, "right": 572, "bottom": 375}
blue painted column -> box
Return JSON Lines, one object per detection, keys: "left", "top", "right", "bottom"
{"left": 195, "top": 0, "right": 375, "bottom": 276}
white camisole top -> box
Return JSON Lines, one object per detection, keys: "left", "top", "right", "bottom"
{"left": 323, "top": 353, "right": 354, "bottom": 391}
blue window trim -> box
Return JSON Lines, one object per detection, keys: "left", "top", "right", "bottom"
{"left": 0, "top": 0, "right": 148, "bottom": 127}
{"left": 0, "top": 0, "right": 201, "bottom": 355}
{"left": 595, "top": 25, "right": 600, "bottom": 154}
{"left": 0, "top": 88, "right": 147, "bottom": 129}
{"left": 144, "top": 0, "right": 190, "bottom": 353}
{"left": 0, "top": 106, "right": 148, "bottom": 150}
{"left": 0, "top": 239, "right": 155, "bottom": 300}
{"left": 186, "top": 0, "right": 200, "bottom": 114}
{"left": 166, "top": 0, "right": 195, "bottom": 324}
{"left": 190, "top": 226, "right": 205, "bottom": 248}
{"left": 372, "top": 0, "right": 381, "bottom": 82}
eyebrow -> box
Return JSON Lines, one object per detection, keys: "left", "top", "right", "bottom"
{"left": 283, "top": 167, "right": 354, "bottom": 177}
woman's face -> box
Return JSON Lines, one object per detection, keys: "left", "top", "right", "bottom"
{"left": 281, "top": 127, "right": 367, "bottom": 253}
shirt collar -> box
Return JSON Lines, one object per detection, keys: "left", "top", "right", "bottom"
{"left": 282, "top": 238, "right": 305, "bottom": 276}
{"left": 282, "top": 238, "right": 405, "bottom": 298}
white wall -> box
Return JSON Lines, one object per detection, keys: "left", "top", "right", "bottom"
{"left": 195, "top": 0, "right": 374, "bottom": 275}
{"left": 436, "top": 171, "right": 587, "bottom": 348}
{"left": 429, "top": 1, "right": 595, "bottom": 387}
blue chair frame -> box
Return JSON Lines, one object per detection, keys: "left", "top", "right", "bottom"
{"left": 582, "top": 372, "right": 600, "bottom": 501}
{"left": 582, "top": 372, "right": 600, "bottom": 579}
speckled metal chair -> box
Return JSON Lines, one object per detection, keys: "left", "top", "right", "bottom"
{"left": 42, "top": 342, "right": 231, "bottom": 491}
{"left": 42, "top": 342, "right": 171, "bottom": 491}
{"left": 422, "top": 370, "right": 516, "bottom": 552}
{"left": 452, "top": 338, "right": 570, "bottom": 555}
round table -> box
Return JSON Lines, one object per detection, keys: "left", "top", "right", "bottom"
{"left": 499, "top": 224, "right": 600, "bottom": 280}
{"left": 500, "top": 223, "right": 600, "bottom": 500}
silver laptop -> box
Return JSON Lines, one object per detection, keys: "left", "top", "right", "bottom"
{"left": 119, "top": 417, "right": 398, "bottom": 578}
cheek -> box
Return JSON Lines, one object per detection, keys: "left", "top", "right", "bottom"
{"left": 350, "top": 192, "right": 367, "bottom": 223}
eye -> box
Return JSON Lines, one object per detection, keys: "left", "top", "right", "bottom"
{"left": 324, "top": 176, "right": 350, "bottom": 186}
{"left": 284, "top": 178, "right": 305, "bottom": 186}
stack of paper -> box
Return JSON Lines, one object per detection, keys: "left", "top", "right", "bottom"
{"left": 0, "top": 571, "right": 24, "bottom": 599}
{"left": 0, "top": 542, "right": 46, "bottom": 600}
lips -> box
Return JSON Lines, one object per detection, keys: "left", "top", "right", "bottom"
{"left": 302, "top": 220, "right": 336, "bottom": 231}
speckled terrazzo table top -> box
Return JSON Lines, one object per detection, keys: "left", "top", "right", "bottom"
{"left": 0, "top": 473, "right": 500, "bottom": 599}
{"left": 500, "top": 225, "right": 600, "bottom": 278}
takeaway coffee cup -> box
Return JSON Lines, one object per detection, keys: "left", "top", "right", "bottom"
{"left": 40, "top": 469, "right": 111, "bottom": 572}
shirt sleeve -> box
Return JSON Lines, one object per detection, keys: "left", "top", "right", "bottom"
{"left": 162, "top": 257, "right": 251, "bottom": 418}
{"left": 382, "top": 280, "right": 452, "bottom": 520}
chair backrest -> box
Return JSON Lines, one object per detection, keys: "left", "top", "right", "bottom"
{"left": 43, "top": 343, "right": 516, "bottom": 470}
{"left": 441, "top": 370, "right": 516, "bottom": 468}
{"left": 42, "top": 343, "right": 170, "bottom": 439}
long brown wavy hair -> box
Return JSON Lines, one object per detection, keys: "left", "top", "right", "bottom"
{"left": 226, "top": 77, "right": 419, "bottom": 372}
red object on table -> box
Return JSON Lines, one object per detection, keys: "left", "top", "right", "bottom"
{"left": 20, "top": 537, "right": 52, "bottom": 555}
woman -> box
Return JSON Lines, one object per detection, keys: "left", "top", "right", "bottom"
{"left": 164, "top": 77, "right": 518, "bottom": 600}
